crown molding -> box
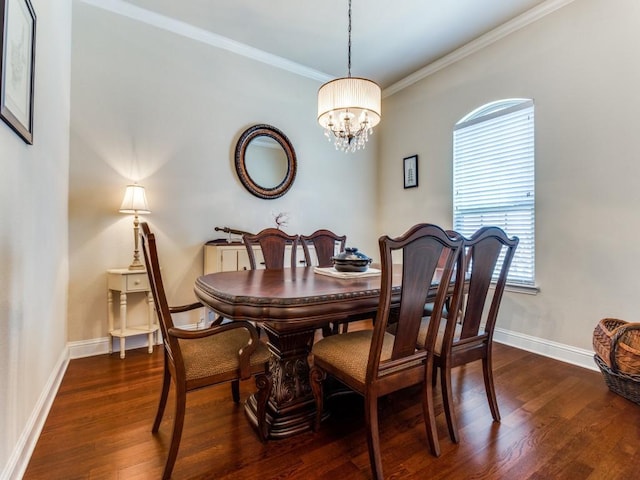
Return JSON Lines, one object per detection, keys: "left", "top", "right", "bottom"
{"left": 383, "top": 0, "right": 576, "bottom": 97}
{"left": 80, "top": 0, "right": 574, "bottom": 96}
{"left": 79, "top": 0, "right": 332, "bottom": 83}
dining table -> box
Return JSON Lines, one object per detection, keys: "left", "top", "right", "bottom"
{"left": 194, "top": 265, "right": 442, "bottom": 439}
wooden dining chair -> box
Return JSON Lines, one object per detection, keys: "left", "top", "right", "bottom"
{"left": 140, "top": 222, "right": 273, "bottom": 480}
{"left": 418, "top": 226, "right": 519, "bottom": 444}
{"left": 243, "top": 227, "right": 299, "bottom": 270}
{"left": 309, "top": 223, "right": 464, "bottom": 480}
{"left": 300, "top": 229, "right": 346, "bottom": 267}
{"left": 422, "top": 230, "right": 469, "bottom": 320}
{"left": 301, "top": 229, "right": 358, "bottom": 336}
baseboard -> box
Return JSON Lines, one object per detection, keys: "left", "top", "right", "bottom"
{"left": 68, "top": 336, "right": 112, "bottom": 359}
{"left": 494, "top": 327, "right": 597, "bottom": 371}
{"left": 1, "top": 348, "right": 69, "bottom": 480}
{"left": 67, "top": 324, "right": 208, "bottom": 360}
{"left": 68, "top": 335, "right": 162, "bottom": 359}
{"left": 68, "top": 325, "right": 597, "bottom": 369}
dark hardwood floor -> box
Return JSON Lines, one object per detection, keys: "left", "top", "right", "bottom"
{"left": 24, "top": 326, "right": 640, "bottom": 479}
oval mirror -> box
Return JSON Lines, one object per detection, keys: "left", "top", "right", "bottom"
{"left": 234, "top": 124, "right": 297, "bottom": 199}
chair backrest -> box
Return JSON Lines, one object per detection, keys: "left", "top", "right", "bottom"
{"left": 243, "top": 228, "right": 299, "bottom": 270}
{"left": 447, "top": 226, "right": 519, "bottom": 346}
{"left": 139, "top": 222, "right": 183, "bottom": 367}
{"left": 301, "top": 229, "right": 347, "bottom": 267}
{"left": 368, "top": 224, "right": 464, "bottom": 385}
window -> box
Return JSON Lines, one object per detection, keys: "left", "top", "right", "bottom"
{"left": 453, "top": 99, "right": 535, "bottom": 287}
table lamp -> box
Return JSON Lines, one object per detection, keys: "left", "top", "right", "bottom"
{"left": 119, "top": 183, "right": 150, "bottom": 270}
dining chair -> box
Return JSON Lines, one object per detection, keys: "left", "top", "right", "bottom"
{"left": 421, "top": 230, "right": 469, "bottom": 320}
{"left": 418, "top": 225, "right": 519, "bottom": 444}
{"left": 140, "top": 222, "right": 273, "bottom": 480}
{"left": 300, "top": 229, "right": 346, "bottom": 267}
{"left": 243, "top": 227, "right": 299, "bottom": 270}
{"left": 301, "top": 229, "right": 359, "bottom": 336}
{"left": 309, "top": 223, "right": 464, "bottom": 480}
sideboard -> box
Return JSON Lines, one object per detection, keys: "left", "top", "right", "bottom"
{"left": 203, "top": 240, "right": 314, "bottom": 274}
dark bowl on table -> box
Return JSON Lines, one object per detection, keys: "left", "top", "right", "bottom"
{"left": 331, "top": 247, "right": 373, "bottom": 273}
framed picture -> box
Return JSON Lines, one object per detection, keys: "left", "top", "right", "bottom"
{"left": 403, "top": 154, "right": 418, "bottom": 189}
{"left": 0, "top": 0, "right": 36, "bottom": 144}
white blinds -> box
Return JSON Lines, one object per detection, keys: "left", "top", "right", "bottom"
{"left": 453, "top": 99, "right": 535, "bottom": 286}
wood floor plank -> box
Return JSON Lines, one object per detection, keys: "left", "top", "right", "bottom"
{"left": 23, "top": 340, "right": 640, "bottom": 480}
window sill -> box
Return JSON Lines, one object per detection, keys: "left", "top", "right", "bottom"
{"left": 504, "top": 283, "right": 539, "bottom": 295}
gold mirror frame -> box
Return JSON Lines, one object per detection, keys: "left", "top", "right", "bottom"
{"left": 234, "top": 124, "right": 297, "bottom": 199}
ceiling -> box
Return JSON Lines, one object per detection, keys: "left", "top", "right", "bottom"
{"left": 97, "top": 0, "right": 555, "bottom": 90}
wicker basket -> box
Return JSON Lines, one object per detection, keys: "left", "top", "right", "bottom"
{"left": 592, "top": 318, "right": 640, "bottom": 375}
{"left": 594, "top": 354, "right": 640, "bottom": 405}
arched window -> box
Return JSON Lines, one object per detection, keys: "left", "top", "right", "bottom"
{"left": 453, "top": 99, "right": 535, "bottom": 287}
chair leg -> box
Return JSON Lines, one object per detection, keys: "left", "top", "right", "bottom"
{"left": 321, "top": 324, "right": 333, "bottom": 337}
{"left": 254, "top": 372, "right": 272, "bottom": 441}
{"left": 162, "top": 385, "right": 186, "bottom": 480}
{"left": 152, "top": 351, "right": 171, "bottom": 433}
{"left": 364, "top": 394, "right": 384, "bottom": 480}
{"left": 431, "top": 360, "right": 438, "bottom": 387}
{"left": 309, "top": 366, "right": 325, "bottom": 431}
{"left": 439, "top": 361, "right": 459, "bottom": 443}
{"left": 231, "top": 379, "right": 240, "bottom": 403}
{"left": 423, "top": 362, "right": 441, "bottom": 457}
{"left": 482, "top": 351, "right": 501, "bottom": 422}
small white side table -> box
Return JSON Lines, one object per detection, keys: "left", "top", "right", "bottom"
{"left": 107, "top": 268, "right": 158, "bottom": 359}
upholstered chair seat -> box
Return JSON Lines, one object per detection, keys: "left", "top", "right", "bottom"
{"left": 310, "top": 330, "right": 395, "bottom": 384}
{"left": 417, "top": 319, "right": 462, "bottom": 356}
{"left": 179, "top": 329, "right": 272, "bottom": 381}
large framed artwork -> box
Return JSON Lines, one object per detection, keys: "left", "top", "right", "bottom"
{"left": 0, "top": 0, "right": 36, "bottom": 144}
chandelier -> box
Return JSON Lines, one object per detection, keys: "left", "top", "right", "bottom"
{"left": 317, "top": 0, "right": 381, "bottom": 153}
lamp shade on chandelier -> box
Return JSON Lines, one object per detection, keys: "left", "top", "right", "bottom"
{"left": 318, "top": 0, "right": 381, "bottom": 153}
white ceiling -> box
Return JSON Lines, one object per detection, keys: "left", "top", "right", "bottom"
{"left": 89, "top": 0, "right": 561, "bottom": 89}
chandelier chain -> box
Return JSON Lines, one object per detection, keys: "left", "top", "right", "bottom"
{"left": 348, "top": 0, "right": 352, "bottom": 77}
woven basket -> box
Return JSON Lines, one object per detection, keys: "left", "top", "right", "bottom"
{"left": 594, "top": 354, "right": 640, "bottom": 405}
{"left": 592, "top": 318, "right": 640, "bottom": 375}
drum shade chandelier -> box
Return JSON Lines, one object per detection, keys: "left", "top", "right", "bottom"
{"left": 317, "top": 0, "right": 381, "bottom": 153}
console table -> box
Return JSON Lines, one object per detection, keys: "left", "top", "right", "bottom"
{"left": 107, "top": 268, "right": 158, "bottom": 359}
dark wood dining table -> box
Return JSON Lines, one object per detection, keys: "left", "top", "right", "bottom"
{"left": 194, "top": 266, "right": 440, "bottom": 439}
{"left": 194, "top": 266, "right": 390, "bottom": 439}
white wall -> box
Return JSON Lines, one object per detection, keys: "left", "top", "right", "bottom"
{"left": 67, "top": 2, "right": 378, "bottom": 347}
{"left": 378, "top": 0, "right": 640, "bottom": 354}
{"left": 0, "top": 1, "right": 71, "bottom": 478}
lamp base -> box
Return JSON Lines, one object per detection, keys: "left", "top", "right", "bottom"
{"left": 127, "top": 216, "right": 146, "bottom": 271}
{"left": 128, "top": 260, "right": 145, "bottom": 271}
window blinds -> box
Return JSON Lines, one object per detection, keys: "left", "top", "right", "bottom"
{"left": 453, "top": 100, "right": 535, "bottom": 286}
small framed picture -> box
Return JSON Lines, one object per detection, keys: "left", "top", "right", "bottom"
{"left": 403, "top": 155, "right": 418, "bottom": 189}
{"left": 0, "top": 0, "right": 36, "bottom": 144}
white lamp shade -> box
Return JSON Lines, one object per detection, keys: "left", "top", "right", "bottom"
{"left": 119, "top": 184, "right": 150, "bottom": 214}
{"left": 317, "top": 77, "right": 381, "bottom": 129}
